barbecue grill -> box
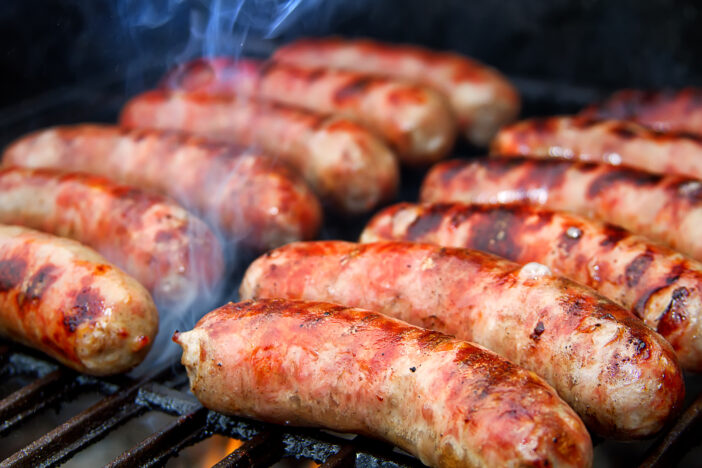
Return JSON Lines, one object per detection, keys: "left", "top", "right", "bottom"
{"left": 2, "top": 1, "right": 702, "bottom": 467}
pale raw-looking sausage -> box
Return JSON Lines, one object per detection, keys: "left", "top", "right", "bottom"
{"left": 0, "top": 225, "right": 157, "bottom": 375}
{"left": 120, "top": 91, "right": 397, "bottom": 214}
{"left": 161, "top": 58, "right": 457, "bottom": 166}
{"left": 0, "top": 167, "right": 223, "bottom": 308}
{"left": 240, "top": 241, "right": 684, "bottom": 439}
{"left": 174, "top": 298, "right": 593, "bottom": 468}
{"left": 274, "top": 37, "right": 521, "bottom": 146}
{"left": 3, "top": 124, "right": 322, "bottom": 249}
{"left": 361, "top": 202, "right": 702, "bottom": 370}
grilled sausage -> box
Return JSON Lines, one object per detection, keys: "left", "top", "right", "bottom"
{"left": 421, "top": 157, "right": 702, "bottom": 264}
{"left": 491, "top": 115, "right": 702, "bottom": 179}
{"left": 361, "top": 202, "right": 702, "bottom": 370}
{"left": 0, "top": 167, "right": 223, "bottom": 308}
{"left": 581, "top": 88, "right": 702, "bottom": 133}
{"left": 0, "top": 225, "right": 157, "bottom": 375}
{"left": 161, "top": 58, "right": 457, "bottom": 165}
{"left": 240, "top": 241, "right": 684, "bottom": 439}
{"left": 174, "top": 298, "right": 593, "bottom": 467}
{"left": 273, "top": 37, "right": 521, "bottom": 146}
{"left": 3, "top": 124, "right": 322, "bottom": 249}
{"left": 120, "top": 91, "right": 397, "bottom": 214}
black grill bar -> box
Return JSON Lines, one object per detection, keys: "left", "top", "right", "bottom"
{"left": 319, "top": 444, "right": 357, "bottom": 468}
{"left": 106, "top": 406, "right": 209, "bottom": 468}
{"left": 212, "top": 431, "right": 284, "bottom": 468}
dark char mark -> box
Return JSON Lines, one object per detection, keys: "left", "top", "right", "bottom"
{"left": 335, "top": 76, "right": 380, "bottom": 103}
{"left": 407, "top": 206, "right": 447, "bottom": 239}
{"left": 587, "top": 168, "right": 661, "bottom": 199}
{"left": 25, "top": 264, "right": 59, "bottom": 301}
{"left": 625, "top": 250, "right": 654, "bottom": 288}
{"left": 63, "top": 287, "right": 105, "bottom": 333}
{"left": 599, "top": 225, "right": 629, "bottom": 249}
{"left": 657, "top": 287, "right": 689, "bottom": 339}
{"left": 466, "top": 208, "right": 523, "bottom": 261}
{"left": 0, "top": 258, "right": 27, "bottom": 292}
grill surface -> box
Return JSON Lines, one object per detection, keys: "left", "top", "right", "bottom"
{"left": 0, "top": 65, "right": 701, "bottom": 468}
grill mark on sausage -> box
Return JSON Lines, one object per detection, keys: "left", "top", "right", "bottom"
{"left": 335, "top": 76, "right": 381, "bottom": 103}
{"left": 587, "top": 169, "right": 661, "bottom": 199}
{"left": 438, "top": 160, "right": 470, "bottom": 184}
{"left": 610, "top": 123, "right": 638, "bottom": 139}
{"left": 657, "top": 287, "right": 690, "bottom": 340}
{"left": 63, "top": 287, "right": 105, "bottom": 333}
{"left": 515, "top": 160, "right": 571, "bottom": 190}
{"left": 0, "top": 258, "right": 27, "bottom": 292}
{"left": 25, "top": 264, "right": 59, "bottom": 301}
{"left": 466, "top": 208, "right": 522, "bottom": 260}
{"left": 406, "top": 207, "right": 446, "bottom": 239}
{"left": 634, "top": 284, "right": 669, "bottom": 319}
{"left": 599, "top": 225, "right": 629, "bottom": 249}
{"left": 625, "top": 250, "right": 654, "bottom": 287}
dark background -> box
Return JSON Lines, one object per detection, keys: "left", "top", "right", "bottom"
{"left": 1, "top": 0, "right": 702, "bottom": 110}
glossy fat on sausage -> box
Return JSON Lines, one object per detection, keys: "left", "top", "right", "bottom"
{"left": 491, "top": 115, "right": 702, "bottom": 179}
{"left": 421, "top": 157, "right": 702, "bottom": 265}
{"left": 3, "top": 124, "right": 322, "bottom": 249}
{"left": 0, "top": 167, "right": 223, "bottom": 308}
{"left": 120, "top": 91, "right": 397, "bottom": 214}
{"left": 161, "top": 58, "right": 457, "bottom": 165}
{"left": 273, "top": 37, "right": 521, "bottom": 146}
{"left": 240, "top": 241, "right": 684, "bottom": 439}
{"left": 580, "top": 88, "right": 702, "bottom": 133}
{"left": 361, "top": 202, "right": 702, "bottom": 370}
{"left": 174, "top": 299, "right": 593, "bottom": 468}
{"left": 0, "top": 225, "right": 157, "bottom": 375}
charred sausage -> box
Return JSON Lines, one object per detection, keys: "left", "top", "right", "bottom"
{"left": 240, "top": 241, "right": 684, "bottom": 439}
{"left": 421, "top": 157, "right": 702, "bottom": 264}
{"left": 120, "top": 91, "right": 398, "bottom": 214}
{"left": 161, "top": 58, "right": 457, "bottom": 165}
{"left": 581, "top": 88, "right": 702, "bottom": 133}
{"left": 273, "top": 37, "right": 521, "bottom": 146}
{"left": 491, "top": 115, "right": 702, "bottom": 179}
{"left": 0, "top": 225, "right": 157, "bottom": 375}
{"left": 3, "top": 124, "right": 322, "bottom": 249}
{"left": 0, "top": 167, "right": 223, "bottom": 308}
{"left": 174, "top": 298, "right": 593, "bottom": 467}
{"left": 361, "top": 202, "right": 702, "bottom": 370}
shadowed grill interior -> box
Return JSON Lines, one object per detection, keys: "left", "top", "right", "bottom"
{"left": 0, "top": 64, "right": 701, "bottom": 468}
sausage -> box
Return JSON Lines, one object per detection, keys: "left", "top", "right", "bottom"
{"left": 273, "top": 37, "right": 521, "bottom": 146}
{"left": 240, "top": 241, "right": 684, "bottom": 439}
{"left": 161, "top": 58, "right": 457, "bottom": 165}
{"left": 0, "top": 167, "right": 223, "bottom": 308}
{"left": 173, "top": 298, "right": 593, "bottom": 467}
{"left": 361, "top": 202, "right": 702, "bottom": 370}
{"left": 3, "top": 124, "right": 322, "bottom": 249}
{"left": 580, "top": 88, "right": 702, "bottom": 133}
{"left": 491, "top": 115, "right": 702, "bottom": 179}
{"left": 0, "top": 225, "right": 157, "bottom": 375}
{"left": 119, "top": 91, "right": 398, "bottom": 214}
{"left": 421, "top": 157, "right": 702, "bottom": 264}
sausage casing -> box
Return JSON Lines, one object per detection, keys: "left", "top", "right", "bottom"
{"left": 273, "top": 37, "right": 521, "bottom": 146}
{"left": 0, "top": 225, "right": 157, "bottom": 375}
{"left": 3, "top": 124, "right": 322, "bottom": 249}
{"left": 491, "top": 115, "right": 702, "bottom": 179}
{"left": 421, "top": 157, "right": 702, "bottom": 264}
{"left": 240, "top": 241, "right": 683, "bottom": 439}
{"left": 0, "top": 167, "right": 223, "bottom": 307}
{"left": 580, "top": 88, "right": 702, "bottom": 133}
{"left": 162, "top": 58, "right": 457, "bottom": 165}
{"left": 361, "top": 202, "right": 702, "bottom": 370}
{"left": 174, "top": 298, "right": 592, "bottom": 468}
{"left": 120, "top": 91, "right": 398, "bottom": 214}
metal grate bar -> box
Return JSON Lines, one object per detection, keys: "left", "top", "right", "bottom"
{"left": 319, "top": 444, "right": 357, "bottom": 468}
{"left": 639, "top": 391, "right": 702, "bottom": 468}
{"left": 0, "top": 370, "right": 75, "bottom": 435}
{"left": 212, "top": 431, "right": 284, "bottom": 468}
{"left": 106, "top": 406, "right": 209, "bottom": 468}
{"left": 1, "top": 383, "right": 144, "bottom": 468}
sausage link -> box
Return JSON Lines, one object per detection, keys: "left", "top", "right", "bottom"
{"left": 161, "top": 58, "right": 457, "bottom": 165}
{"left": 361, "top": 202, "right": 702, "bottom": 370}
{"left": 491, "top": 115, "right": 702, "bottom": 179}
{"left": 0, "top": 167, "right": 223, "bottom": 308}
{"left": 273, "top": 37, "right": 521, "bottom": 146}
{"left": 0, "top": 225, "right": 157, "bottom": 375}
{"left": 3, "top": 124, "right": 322, "bottom": 249}
{"left": 580, "top": 88, "right": 702, "bottom": 133}
{"left": 240, "top": 241, "right": 683, "bottom": 439}
{"left": 421, "top": 157, "right": 702, "bottom": 264}
{"left": 174, "top": 298, "right": 592, "bottom": 467}
{"left": 120, "top": 91, "right": 397, "bottom": 214}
